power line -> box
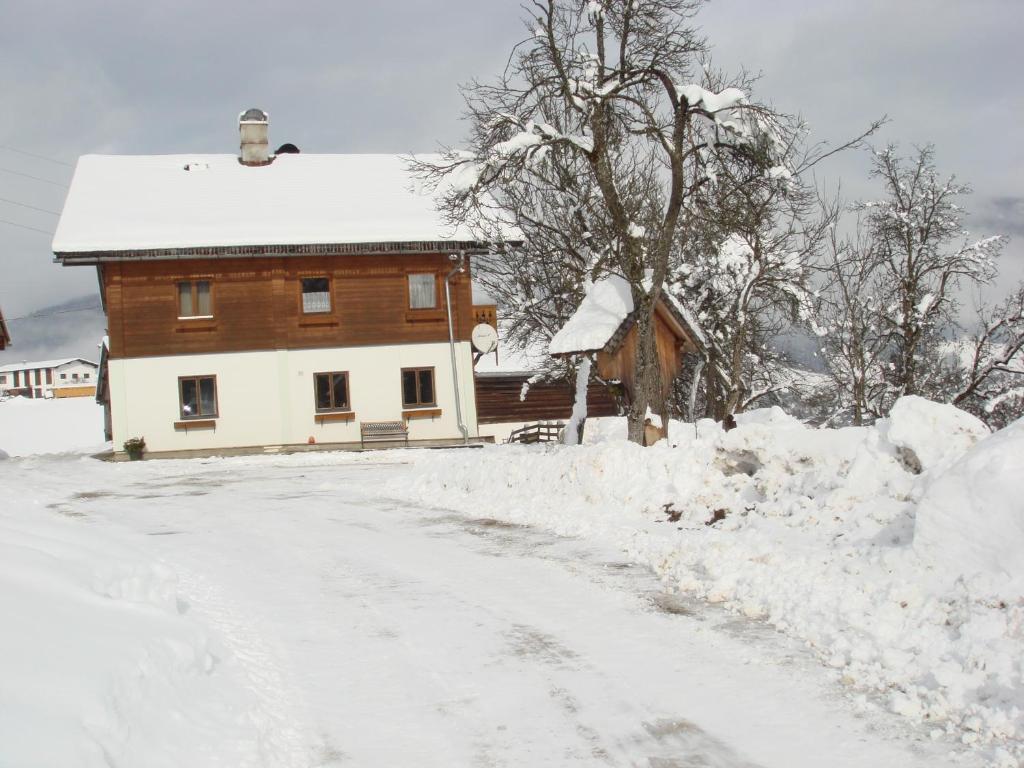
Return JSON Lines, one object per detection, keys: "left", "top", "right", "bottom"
{"left": 6, "top": 304, "right": 102, "bottom": 322}
{"left": 0, "top": 144, "right": 73, "bottom": 167}
{"left": 0, "top": 217, "right": 54, "bottom": 235}
{"left": 0, "top": 196, "right": 59, "bottom": 215}
{"left": 0, "top": 166, "right": 69, "bottom": 188}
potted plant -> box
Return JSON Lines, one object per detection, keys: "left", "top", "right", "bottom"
{"left": 123, "top": 437, "right": 146, "bottom": 461}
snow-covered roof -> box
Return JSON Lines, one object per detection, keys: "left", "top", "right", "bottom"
{"left": 549, "top": 276, "right": 634, "bottom": 356}
{"left": 53, "top": 153, "right": 518, "bottom": 255}
{"left": 548, "top": 274, "right": 709, "bottom": 358}
{"left": 0, "top": 357, "right": 97, "bottom": 374}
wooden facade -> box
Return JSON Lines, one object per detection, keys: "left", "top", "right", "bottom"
{"left": 101, "top": 253, "right": 475, "bottom": 360}
{"left": 595, "top": 304, "right": 693, "bottom": 400}
{"left": 475, "top": 373, "right": 618, "bottom": 425}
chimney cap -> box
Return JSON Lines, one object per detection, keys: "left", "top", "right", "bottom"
{"left": 239, "top": 107, "right": 268, "bottom": 124}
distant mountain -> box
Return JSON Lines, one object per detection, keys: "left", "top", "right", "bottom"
{"left": 0, "top": 294, "right": 105, "bottom": 365}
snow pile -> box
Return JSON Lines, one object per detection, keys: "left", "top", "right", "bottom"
{"left": 0, "top": 396, "right": 107, "bottom": 456}
{"left": 882, "top": 395, "right": 990, "bottom": 472}
{"left": 915, "top": 418, "right": 1024, "bottom": 596}
{"left": 0, "top": 465, "right": 290, "bottom": 767}
{"left": 385, "top": 401, "right": 1024, "bottom": 765}
{"left": 549, "top": 274, "right": 633, "bottom": 355}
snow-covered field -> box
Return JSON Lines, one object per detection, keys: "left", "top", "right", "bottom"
{"left": 0, "top": 396, "right": 107, "bottom": 456}
{"left": 1, "top": 395, "right": 1020, "bottom": 766}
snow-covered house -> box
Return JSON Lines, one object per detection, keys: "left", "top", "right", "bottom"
{"left": 0, "top": 358, "right": 98, "bottom": 399}
{"left": 53, "top": 109, "right": 514, "bottom": 457}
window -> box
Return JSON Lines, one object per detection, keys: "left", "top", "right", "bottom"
{"left": 314, "top": 372, "right": 350, "bottom": 412}
{"left": 178, "top": 281, "right": 212, "bottom": 318}
{"left": 408, "top": 273, "right": 437, "bottom": 309}
{"left": 401, "top": 367, "right": 435, "bottom": 407}
{"left": 72, "top": 373, "right": 79, "bottom": 380}
{"left": 0, "top": 376, "right": 5, "bottom": 384}
{"left": 301, "top": 277, "right": 331, "bottom": 313}
{"left": 83, "top": 373, "right": 90, "bottom": 380}
{"left": 179, "top": 375, "right": 218, "bottom": 419}
{"left": 60, "top": 373, "right": 67, "bottom": 380}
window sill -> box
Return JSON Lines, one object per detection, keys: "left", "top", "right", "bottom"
{"left": 315, "top": 410, "right": 356, "bottom": 424}
{"left": 402, "top": 407, "right": 442, "bottom": 420}
{"left": 175, "top": 321, "right": 217, "bottom": 333}
{"left": 405, "top": 310, "right": 445, "bottom": 323}
{"left": 174, "top": 419, "right": 217, "bottom": 430}
{"left": 299, "top": 318, "right": 339, "bottom": 328}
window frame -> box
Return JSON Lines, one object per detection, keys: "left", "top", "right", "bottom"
{"left": 407, "top": 273, "right": 439, "bottom": 310}
{"left": 300, "top": 276, "right": 333, "bottom": 315}
{"left": 313, "top": 371, "right": 351, "bottom": 413}
{"left": 177, "top": 375, "right": 219, "bottom": 420}
{"left": 401, "top": 366, "right": 436, "bottom": 408}
{"left": 176, "top": 280, "right": 213, "bottom": 319}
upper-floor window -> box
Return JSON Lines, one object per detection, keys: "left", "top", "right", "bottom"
{"left": 314, "top": 371, "right": 350, "bottom": 412}
{"left": 60, "top": 373, "right": 67, "bottom": 380}
{"left": 72, "top": 373, "right": 79, "bottom": 380}
{"left": 179, "top": 375, "right": 218, "bottom": 419}
{"left": 178, "top": 280, "right": 212, "bottom": 318}
{"left": 301, "top": 277, "right": 331, "bottom": 314}
{"left": 408, "top": 273, "right": 437, "bottom": 309}
{"left": 401, "top": 367, "right": 435, "bottom": 407}
{"left": 83, "top": 373, "right": 90, "bottom": 380}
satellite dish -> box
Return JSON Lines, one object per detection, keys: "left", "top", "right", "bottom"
{"left": 471, "top": 323, "right": 498, "bottom": 354}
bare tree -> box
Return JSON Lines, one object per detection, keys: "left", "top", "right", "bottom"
{"left": 953, "top": 284, "right": 1024, "bottom": 428}
{"left": 858, "top": 145, "right": 1005, "bottom": 402}
{"left": 674, "top": 113, "right": 879, "bottom": 420}
{"left": 815, "top": 214, "right": 892, "bottom": 424}
{"left": 416, "top": 0, "right": 785, "bottom": 444}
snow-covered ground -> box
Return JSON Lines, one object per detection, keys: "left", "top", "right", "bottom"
{"left": 1, "top": 396, "right": 1019, "bottom": 766}
{"left": 1, "top": 449, "right": 977, "bottom": 768}
{"left": 390, "top": 399, "right": 1024, "bottom": 767}
{"left": 0, "top": 396, "right": 106, "bottom": 456}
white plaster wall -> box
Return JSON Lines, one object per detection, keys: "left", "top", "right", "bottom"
{"left": 109, "top": 342, "right": 478, "bottom": 453}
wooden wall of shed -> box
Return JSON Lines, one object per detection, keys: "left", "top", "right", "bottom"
{"left": 475, "top": 374, "right": 619, "bottom": 425}
{"left": 102, "top": 254, "right": 475, "bottom": 359}
{"left": 595, "top": 311, "right": 682, "bottom": 400}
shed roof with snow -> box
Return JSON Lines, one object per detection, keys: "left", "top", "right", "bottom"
{"left": 52, "top": 153, "right": 519, "bottom": 260}
{"left": 548, "top": 275, "right": 706, "bottom": 358}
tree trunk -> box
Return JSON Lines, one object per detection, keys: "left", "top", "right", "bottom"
{"left": 627, "top": 293, "right": 665, "bottom": 445}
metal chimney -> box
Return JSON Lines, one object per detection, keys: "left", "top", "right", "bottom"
{"left": 239, "top": 108, "right": 271, "bottom": 166}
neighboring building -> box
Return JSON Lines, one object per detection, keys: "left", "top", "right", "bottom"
{"left": 0, "top": 358, "right": 98, "bottom": 399}
{"left": 0, "top": 306, "right": 10, "bottom": 350}
{"left": 53, "top": 109, "right": 516, "bottom": 457}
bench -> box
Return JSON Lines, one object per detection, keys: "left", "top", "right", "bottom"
{"left": 360, "top": 420, "right": 409, "bottom": 448}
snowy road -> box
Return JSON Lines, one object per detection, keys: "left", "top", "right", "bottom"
{"left": 6, "top": 452, "right": 968, "bottom": 767}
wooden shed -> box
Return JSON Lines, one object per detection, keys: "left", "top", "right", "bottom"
{"left": 548, "top": 275, "right": 706, "bottom": 403}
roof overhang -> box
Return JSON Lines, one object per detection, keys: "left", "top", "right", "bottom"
{"left": 54, "top": 239, "right": 522, "bottom": 266}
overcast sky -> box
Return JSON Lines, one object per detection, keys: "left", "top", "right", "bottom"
{"left": 1, "top": 0, "right": 1021, "bottom": 327}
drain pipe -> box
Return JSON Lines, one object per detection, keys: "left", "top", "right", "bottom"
{"left": 444, "top": 251, "right": 470, "bottom": 445}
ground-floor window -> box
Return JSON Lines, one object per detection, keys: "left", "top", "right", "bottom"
{"left": 179, "top": 375, "right": 218, "bottom": 419}
{"left": 314, "top": 371, "right": 350, "bottom": 412}
{"left": 401, "top": 367, "right": 435, "bottom": 407}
